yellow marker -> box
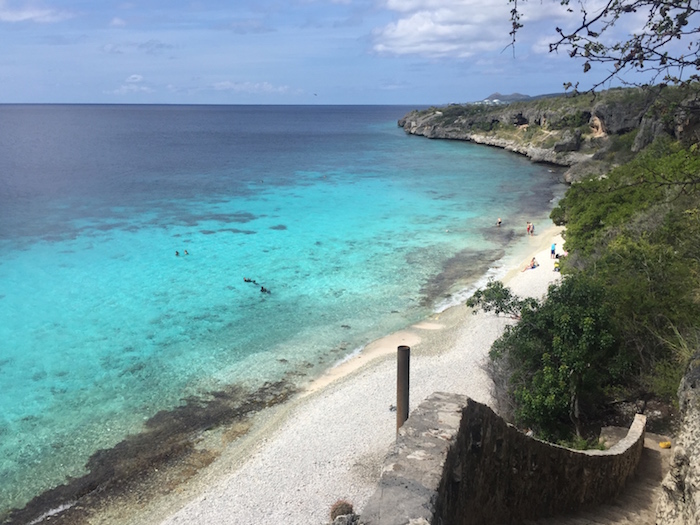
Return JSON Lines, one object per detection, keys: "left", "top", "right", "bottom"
{"left": 659, "top": 441, "right": 672, "bottom": 449}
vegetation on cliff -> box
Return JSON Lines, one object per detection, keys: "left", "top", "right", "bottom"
{"left": 466, "top": 90, "right": 700, "bottom": 443}
{"left": 400, "top": 85, "right": 700, "bottom": 181}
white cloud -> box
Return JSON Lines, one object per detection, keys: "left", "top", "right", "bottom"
{"left": 121, "top": 85, "right": 153, "bottom": 94}
{"left": 374, "top": 2, "right": 512, "bottom": 58}
{"left": 373, "top": 1, "right": 512, "bottom": 58}
{"left": 110, "top": 17, "right": 126, "bottom": 27}
{"left": 137, "top": 39, "right": 175, "bottom": 54}
{"left": 0, "top": 1, "right": 73, "bottom": 23}
{"left": 100, "top": 40, "right": 174, "bottom": 56}
{"left": 211, "top": 81, "right": 289, "bottom": 94}
{"left": 107, "top": 84, "right": 154, "bottom": 95}
{"left": 382, "top": 0, "right": 464, "bottom": 13}
{"left": 105, "top": 74, "right": 154, "bottom": 96}
{"left": 101, "top": 43, "right": 122, "bottom": 54}
{"left": 372, "top": 0, "right": 590, "bottom": 59}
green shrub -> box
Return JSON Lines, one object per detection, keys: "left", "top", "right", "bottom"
{"left": 474, "top": 136, "right": 700, "bottom": 439}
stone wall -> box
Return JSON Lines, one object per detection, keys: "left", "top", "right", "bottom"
{"left": 360, "top": 392, "right": 646, "bottom": 525}
{"left": 656, "top": 352, "right": 700, "bottom": 525}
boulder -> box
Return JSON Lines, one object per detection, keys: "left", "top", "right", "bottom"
{"left": 554, "top": 129, "right": 582, "bottom": 152}
{"left": 634, "top": 116, "right": 671, "bottom": 152}
{"left": 674, "top": 95, "right": 700, "bottom": 146}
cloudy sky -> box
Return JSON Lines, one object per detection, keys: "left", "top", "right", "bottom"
{"left": 0, "top": 0, "right": 650, "bottom": 105}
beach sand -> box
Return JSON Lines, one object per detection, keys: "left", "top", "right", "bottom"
{"left": 124, "top": 226, "right": 564, "bottom": 525}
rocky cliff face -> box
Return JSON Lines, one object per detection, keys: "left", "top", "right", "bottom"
{"left": 656, "top": 353, "right": 700, "bottom": 525}
{"left": 398, "top": 88, "right": 699, "bottom": 183}
{"left": 400, "top": 104, "right": 577, "bottom": 161}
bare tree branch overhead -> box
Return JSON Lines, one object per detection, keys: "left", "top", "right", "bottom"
{"left": 510, "top": 0, "right": 700, "bottom": 90}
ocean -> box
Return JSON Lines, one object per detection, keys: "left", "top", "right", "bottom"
{"left": 0, "top": 104, "right": 564, "bottom": 521}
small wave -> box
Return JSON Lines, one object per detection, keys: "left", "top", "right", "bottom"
{"left": 28, "top": 501, "right": 76, "bottom": 525}
{"left": 331, "top": 345, "right": 365, "bottom": 367}
{"left": 433, "top": 261, "right": 508, "bottom": 313}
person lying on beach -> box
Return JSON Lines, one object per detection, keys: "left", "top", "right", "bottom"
{"left": 522, "top": 257, "right": 539, "bottom": 271}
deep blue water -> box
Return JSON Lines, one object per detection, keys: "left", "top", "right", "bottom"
{"left": 0, "top": 104, "right": 564, "bottom": 517}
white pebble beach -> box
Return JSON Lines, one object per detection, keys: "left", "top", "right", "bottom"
{"left": 124, "top": 226, "right": 565, "bottom": 525}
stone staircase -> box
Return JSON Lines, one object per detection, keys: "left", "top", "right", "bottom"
{"left": 524, "top": 432, "right": 673, "bottom": 525}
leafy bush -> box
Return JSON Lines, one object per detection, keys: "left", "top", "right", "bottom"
{"left": 476, "top": 135, "right": 700, "bottom": 441}
{"left": 550, "top": 138, "right": 700, "bottom": 253}
{"left": 469, "top": 275, "right": 619, "bottom": 440}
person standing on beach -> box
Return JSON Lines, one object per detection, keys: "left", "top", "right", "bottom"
{"left": 526, "top": 222, "right": 531, "bottom": 235}
{"left": 551, "top": 242, "right": 556, "bottom": 258}
{"left": 530, "top": 223, "right": 535, "bottom": 236}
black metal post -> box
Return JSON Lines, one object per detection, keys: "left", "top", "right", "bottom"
{"left": 397, "top": 345, "right": 410, "bottom": 432}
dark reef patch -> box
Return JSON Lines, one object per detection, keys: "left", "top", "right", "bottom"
{"left": 418, "top": 247, "right": 505, "bottom": 307}
{"left": 94, "top": 222, "right": 128, "bottom": 232}
{"left": 219, "top": 228, "right": 256, "bottom": 235}
{"left": 269, "top": 224, "right": 287, "bottom": 231}
{"left": 2, "top": 380, "right": 297, "bottom": 525}
{"left": 182, "top": 212, "right": 258, "bottom": 227}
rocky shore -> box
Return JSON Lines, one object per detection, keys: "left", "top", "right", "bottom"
{"left": 398, "top": 87, "right": 700, "bottom": 183}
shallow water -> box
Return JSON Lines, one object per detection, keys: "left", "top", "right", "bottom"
{"left": 0, "top": 104, "right": 565, "bottom": 517}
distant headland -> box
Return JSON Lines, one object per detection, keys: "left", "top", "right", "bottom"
{"left": 400, "top": 86, "right": 700, "bottom": 183}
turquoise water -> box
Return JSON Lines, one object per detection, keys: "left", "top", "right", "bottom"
{"left": 0, "top": 105, "right": 564, "bottom": 517}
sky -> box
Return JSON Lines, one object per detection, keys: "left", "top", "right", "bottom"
{"left": 0, "top": 0, "right": 661, "bottom": 105}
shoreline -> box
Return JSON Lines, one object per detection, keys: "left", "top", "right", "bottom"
{"left": 304, "top": 223, "right": 562, "bottom": 398}
{"left": 14, "top": 225, "right": 564, "bottom": 525}
{"left": 148, "top": 225, "right": 565, "bottom": 525}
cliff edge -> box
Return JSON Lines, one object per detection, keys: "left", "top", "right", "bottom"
{"left": 656, "top": 352, "right": 700, "bottom": 525}
{"left": 399, "top": 87, "right": 700, "bottom": 183}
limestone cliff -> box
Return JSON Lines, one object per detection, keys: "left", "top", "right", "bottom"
{"left": 399, "top": 87, "right": 700, "bottom": 183}
{"left": 656, "top": 353, "right": 700, "bottom": 525}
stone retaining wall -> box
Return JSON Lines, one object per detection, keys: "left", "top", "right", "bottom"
{"left": 361, "top": 392, "right": 646, "bottom": 525}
